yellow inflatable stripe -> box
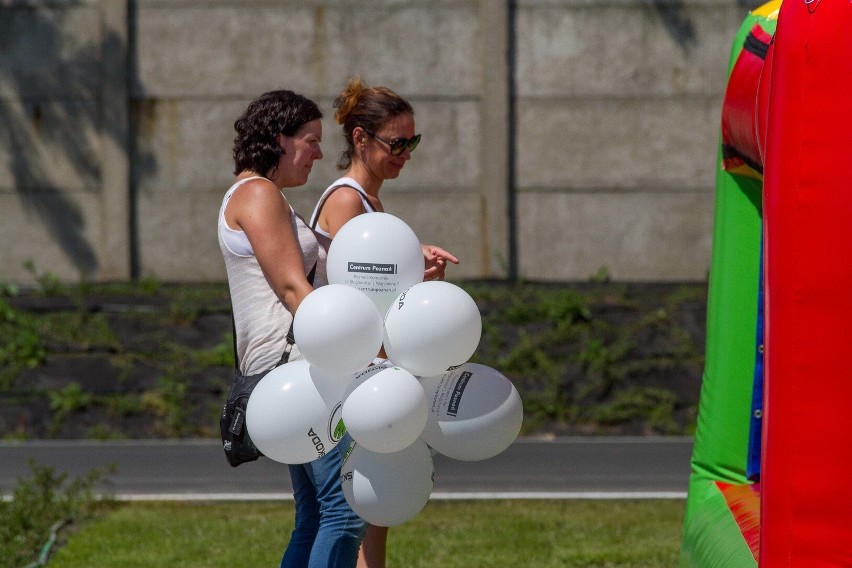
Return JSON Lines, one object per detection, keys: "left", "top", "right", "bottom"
{"left": 752, "top": 0, "right": 781, "bottom": 20}
{"left": 723, "top": 161, "right": 764, "bottom": 182}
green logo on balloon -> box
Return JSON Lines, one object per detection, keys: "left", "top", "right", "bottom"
{"left": 333, "top": 419, "right": 347, "bottom": 441}
{"left": 328, "top": 402, "right": 345, "bottom": 443}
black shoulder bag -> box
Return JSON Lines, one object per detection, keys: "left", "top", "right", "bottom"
{"left": 220, "top": 263, "right": 316, "bottom": 467}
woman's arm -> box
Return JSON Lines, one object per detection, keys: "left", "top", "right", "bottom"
{"left": 320, "top": 187, "right": 371, "bottom": 238}
{"left": 227, "top": 179, "right": 313, "bottom": 312}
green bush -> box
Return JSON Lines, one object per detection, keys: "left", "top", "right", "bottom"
{"left": 0, "top": 298, "right": 47, "bottom": 392}
{"left": 0, "top": 462, "right": 109, "bottom": 568}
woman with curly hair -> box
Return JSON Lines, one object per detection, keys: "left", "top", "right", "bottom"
{"left": 219, "top": 89, "right": 365, "bottom": 568}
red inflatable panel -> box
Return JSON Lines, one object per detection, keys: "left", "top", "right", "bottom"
{"left": 721, "top": 24, "right": 773, "bottom": 178}
{"left": 754, "top": 38, "right": 773, "bottom": 168}
{"left": 761, "top": 1, "right": 852, "bottom": 565}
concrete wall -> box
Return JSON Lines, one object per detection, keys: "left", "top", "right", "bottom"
{"left": 0, "top": 0, "right": 763, "bottom": 285}
{"left": 0, "top": 0, "right": 129, "bottom": 282}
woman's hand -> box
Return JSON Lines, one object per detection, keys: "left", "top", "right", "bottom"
{"left": 422, "top": 244, "right": 459, "bottom": 281}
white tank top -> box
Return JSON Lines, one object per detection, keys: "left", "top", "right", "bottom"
{"left": 309, "top": 177, "right": 377, "bottom": 237}
{"left": 218, "top": 176, "right": 328, "bottom": 375}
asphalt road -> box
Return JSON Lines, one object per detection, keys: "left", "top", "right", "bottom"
{"left": 0, "top": 437, "right": 693, "bottom": 500}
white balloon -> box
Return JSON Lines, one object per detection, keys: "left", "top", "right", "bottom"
{"left": 383, "top": 281, "right": 482, "bottom": 377}
{"left": 294, "top": 284, "right": 384, "bottom": 376}
{"left": 419, "top": 363, "right": 523, "bottom": 461}
{"left": 326, "top": 212, "right": 425, "bottom": 314}
{"left": 342, "top": 366, "right": 427, "bottom": 453}
{"left": 341, "top": 360, "right": 394, "bottom": 401}
{"left": 340, "top": 440, "right": 433, "bottom": 527}
{"left": 246, "top": 360, "right": 350, "bottom": 464}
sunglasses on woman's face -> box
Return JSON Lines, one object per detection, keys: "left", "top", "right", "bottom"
{"left": 363, "top": 129, "right": 421, "bottom": 156}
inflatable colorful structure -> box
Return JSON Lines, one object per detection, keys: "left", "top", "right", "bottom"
{"left": 681, "top": 1, "right": 852, "bottom": 565}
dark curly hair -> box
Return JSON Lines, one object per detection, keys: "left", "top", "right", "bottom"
{"left": 232, "top": 90, "right": 323, "bottom": 176}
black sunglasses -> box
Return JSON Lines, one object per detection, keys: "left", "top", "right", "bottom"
{"left": 363, "top": 129, "right": 421, "bottom": 156}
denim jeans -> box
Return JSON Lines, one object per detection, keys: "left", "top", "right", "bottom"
{"left": 280, "top": 434, "right": 366, "bottom": 568}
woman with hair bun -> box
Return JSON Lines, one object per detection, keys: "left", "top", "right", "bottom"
{"left": 309, "top": 77, "right": 458, "bottom": 568}
{"left": 310, "top": 76, "right": 457, "bottom": 281}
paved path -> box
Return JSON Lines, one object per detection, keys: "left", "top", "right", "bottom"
{"left": 0, "top": 437, "right": 693, "bottom": 500}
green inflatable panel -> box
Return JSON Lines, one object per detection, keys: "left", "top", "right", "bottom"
{"left": 680, "top": 3, "right": 779, "bottom": 566}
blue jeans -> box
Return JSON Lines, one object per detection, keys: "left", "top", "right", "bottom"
{"left": 280, "top": 435, "right": 366, "bottom": 568}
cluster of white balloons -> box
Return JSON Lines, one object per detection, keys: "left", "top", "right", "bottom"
{"left": 246, "top": 213, "right": 523, "bottom": 527}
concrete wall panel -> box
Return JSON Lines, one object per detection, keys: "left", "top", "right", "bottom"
{"left": 0, "top": 193, "right": 104, "bottom": 281}
{"left": 0, "top": 4, "right": 102, "bottom": 99}
{"left": 516, "top": 4, "right": 740, "bottom": 97}
{"left": 135, "top": 5, "right": 318, "bottom": 97}
{"left": 518, "top": 190, "right": 714, "bottom": 281}
{"left": 516, "top": 98, "right": 719, "bottom": 189}
{"left": 322, "top": 4, "right": 479, "bottom": 96}
{"left": 0, "top": 100, "right": 101, "bottom": 192}
{"left": 136, "top": 190, "right": 224, "bottom": 281}
{"left": 134, "top": 98, "right": 241, "bottom": 194}
{"left": 378, "top": 191, "right": 485, "bottom": 279}
{"left": 135, "top": 2, "right": 479, "bottom": 98}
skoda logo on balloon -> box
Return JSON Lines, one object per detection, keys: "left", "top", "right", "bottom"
{"left": 246, "top": 360, "right": 348, "bottom": 465}
{"left": 328, "top": 402, "right": 345, "bottom": 444}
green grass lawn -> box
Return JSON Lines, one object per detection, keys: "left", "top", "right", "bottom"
{"left": 47, "top": 499, "right": 684, "bottom": 567}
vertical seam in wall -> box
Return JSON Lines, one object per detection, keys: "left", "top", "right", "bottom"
{"left": 507, "top": 0, "right": 518, "bottom": 281}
